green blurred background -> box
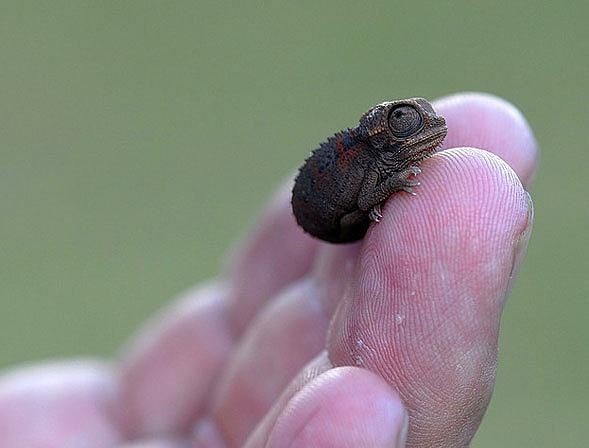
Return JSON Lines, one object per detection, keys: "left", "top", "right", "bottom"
{"left": 1, "top": 1, "right": 587, "bottom": 446}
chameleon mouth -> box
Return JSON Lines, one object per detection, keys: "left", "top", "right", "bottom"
{"left": 404, "top": 125, "right": 448, "bottom": 153}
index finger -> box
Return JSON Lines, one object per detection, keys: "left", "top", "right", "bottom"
{"left": 327, "top": 147, "right": 533, "bottom": 446}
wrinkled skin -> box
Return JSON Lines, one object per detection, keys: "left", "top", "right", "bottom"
{"left": 0, "top": 93, "right": 537, "bottom": 448}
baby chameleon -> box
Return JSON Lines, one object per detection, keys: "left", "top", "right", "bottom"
{"left": 291, "top": 97, "right": 447, "bottom": 243}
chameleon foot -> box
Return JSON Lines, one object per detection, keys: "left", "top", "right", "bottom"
{"left": 400, "top": 166, "right": 421, "bottom": 195}
{"left": 369, "top": 203, "right": 383, "bottom": 222}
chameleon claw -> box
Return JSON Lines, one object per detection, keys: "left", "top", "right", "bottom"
{"left": 400, "top": 166, "right": 421, "bottom": 191}
{"left": 369, "top": 204, "right": 383, "bottom": 222}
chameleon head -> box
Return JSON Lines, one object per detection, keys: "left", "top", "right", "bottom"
{"left": 357, "top": 97, "right": 448, "bottom": 163}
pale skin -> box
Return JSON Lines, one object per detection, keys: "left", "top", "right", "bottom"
{"left": 0, "top": 93, "right": 538, "bottom": 447}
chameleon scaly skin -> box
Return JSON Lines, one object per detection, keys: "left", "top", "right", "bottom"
{"left": 291, "top": 97, "right": 447, "bottom": 243}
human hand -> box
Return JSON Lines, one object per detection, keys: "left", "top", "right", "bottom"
{"left": 0, "top": 92, "right": 537, "bottom": 447}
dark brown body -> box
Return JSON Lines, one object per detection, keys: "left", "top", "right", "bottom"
{"left": 291, "top": 98, "right": 447, "bottom": 244}
{"left": 292, "top": 130, "right": 374, "bottom": 242}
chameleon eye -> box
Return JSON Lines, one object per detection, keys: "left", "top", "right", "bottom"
{"left": 387, "top": 105, "right": 423, "bottom": 138}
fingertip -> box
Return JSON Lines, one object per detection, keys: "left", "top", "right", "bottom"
{"left": 0, "top": 360, "right": 121, "bottom": 447}
{"left": 118, "top": 282, "right": 233, "bottom": 438}
{"left": 434, "top": 92, "right": 539, "bottom": 187}
{"left": 267, "top": 367, "right": 407, "bottom": 448}
{"left": 368, "top": 147, "right": 531, "bottom": 272}
{"left": 361, "top": 147, "right": 532, "bottom": 316}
